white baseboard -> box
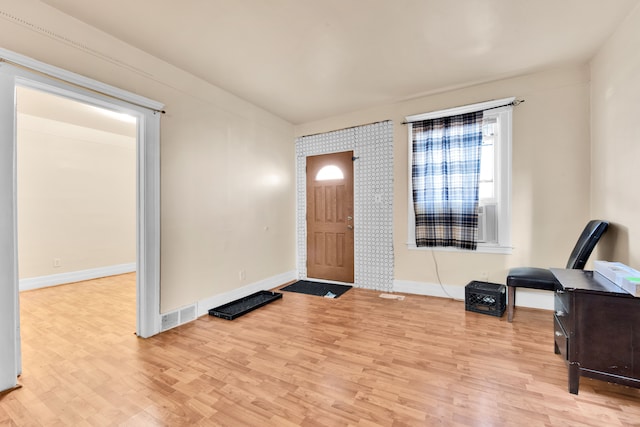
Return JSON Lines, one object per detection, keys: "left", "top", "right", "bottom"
{"left": 195, "top": 270, "right": 297, "bottom": 317}
{"left": 19, "top": 263, "right": 136, "bottom": 292}
{"left": 393, "top": 279, "right": 553, "bottom": 310}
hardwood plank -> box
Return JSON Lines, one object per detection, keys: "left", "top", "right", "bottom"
{"left": 1, "top": 273, "right": 638, "bottom": 426}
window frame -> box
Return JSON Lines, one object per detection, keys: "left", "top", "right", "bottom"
{"left": 405, "top": 97, "right": 513, "bottom": 254}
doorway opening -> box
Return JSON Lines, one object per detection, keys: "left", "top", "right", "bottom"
{"left": 0, "top": 53, "right": 162, "bottom": 392}
{"left": 306, "top": 151, "right": 354, "bottom": 283}
{"left": 16, "top": 87, "right": 138, "bottom": 362}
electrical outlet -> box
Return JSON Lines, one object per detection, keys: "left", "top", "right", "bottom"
{"left": 480, "top": 271, "right": 489, "bottom": 282}
{"left": 53, "top": 258, "right": 61, "bottom": 268}
{"left": 239, "top": 269, "right": 246, "bottom": 281}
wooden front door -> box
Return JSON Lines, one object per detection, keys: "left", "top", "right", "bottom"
{"left": 306, "top": 151, "right": 354, "bottom": 283}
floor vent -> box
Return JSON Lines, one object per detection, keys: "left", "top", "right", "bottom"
{"left": 179, "top": 305, "right": 197, "bottom": 323}
{"left": 161, "top": 311, "right": 179, "bottom": 331}
{"left": 161, "top": 304, "right": 198, "bottom": 332}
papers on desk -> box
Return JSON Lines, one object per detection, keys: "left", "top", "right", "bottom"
{"left": 594, "top": 260, "right": 640, "bottom": 297}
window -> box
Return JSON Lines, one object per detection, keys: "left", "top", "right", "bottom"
{"left": 406, "top": 97, "right": 513, "bottom": 253}
{"left": 316, "top": 165, "right": 344, "bottom": 181}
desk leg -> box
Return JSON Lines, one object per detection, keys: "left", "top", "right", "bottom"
{"left": 507, "top": 286, "right": 515, "bottom": 322}
{"left": 568, "top": 363, "right": 579, "bottom": 394}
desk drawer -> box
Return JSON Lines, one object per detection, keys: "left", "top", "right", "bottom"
{"left": 555, "top": 290, "right": 569, "bottom": 315}
{"left": 554, "top": 315, "right": 568, "bottom": 361}
{"left": 554, "top": 290, "right": 571, "bottom": 331}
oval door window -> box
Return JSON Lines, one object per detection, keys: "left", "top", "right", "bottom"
{"left": 316, "top": 165, "right": 344, "bottom": 181}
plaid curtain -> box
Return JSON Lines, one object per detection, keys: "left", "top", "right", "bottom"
{"left": 412, "top": 111, "right": 484, "bottom": 250}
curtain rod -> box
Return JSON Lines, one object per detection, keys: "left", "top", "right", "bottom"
{"left": 297, "top": 119, "right": 392, "bottom": 139}
{"left": 402, "top": 99, "right": 524, "bottom": 125}
{"left": 0, "top": 57, "right": 166, "bottom": 115}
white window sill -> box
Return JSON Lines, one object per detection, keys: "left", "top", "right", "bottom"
{"left": 406, "top": 243, "right": 513, "bottom": 255}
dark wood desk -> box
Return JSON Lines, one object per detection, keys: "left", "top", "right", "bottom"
{"left": 551, "top": 268, "right": 640, "bottom": 394}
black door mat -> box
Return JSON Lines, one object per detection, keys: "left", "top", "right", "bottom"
{"left": 280, "top": 280, "right": 352, "bottom": 298}
{"left": 208, "top": 290, "right": 282, "bottom": 320}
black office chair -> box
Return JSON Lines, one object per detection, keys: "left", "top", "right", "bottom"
{"left": 506, "top": 220, "right": 609, "bottom": 322}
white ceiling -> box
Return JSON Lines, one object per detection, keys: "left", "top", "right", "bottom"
{"left": 41, "top": 0, "right": 639, "bottom": 124}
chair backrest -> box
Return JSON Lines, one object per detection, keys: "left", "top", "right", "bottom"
{"left": 565, "top": 220, "right": 609, "bottom": 269}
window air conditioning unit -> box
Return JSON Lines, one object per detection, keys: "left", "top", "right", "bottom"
{"left": 478, "top": 204, "right": 497, "bottom": 244}
{"left": 478, "top": 205, "right": 487, "bottom": 242}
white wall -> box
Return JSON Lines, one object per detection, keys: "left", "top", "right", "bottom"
{"left": 296, "top": 65, "right": 592, "bottom": 306}
{"left": 0, "top": 1, "right": 296, "bottom": 314}
{"left": 590, "top": 4, "right": 640, "bottom": 269}
{"left": 17, "top": 113, "right": 136, "bottom": 280}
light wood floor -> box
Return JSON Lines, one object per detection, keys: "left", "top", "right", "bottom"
{"left": 2, "top": 274, "right": 639, "bottom": 426}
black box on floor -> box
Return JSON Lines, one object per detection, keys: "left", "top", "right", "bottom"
{"left": 465, "top": 281, "right": 506, "bottom": 317}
